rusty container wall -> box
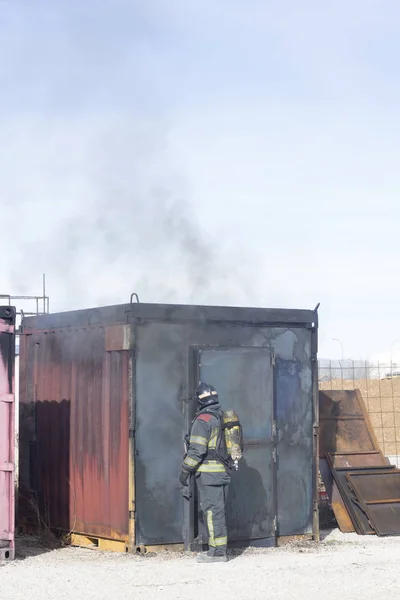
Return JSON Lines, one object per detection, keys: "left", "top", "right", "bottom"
{"left": 18, "top": 303, "right": 318, "bottom": 550}
{"left": 0, "top": 306, "right": 16, "bottom": 560}
{"left": 19, "top": 311, "right": 131, "bottom": 547}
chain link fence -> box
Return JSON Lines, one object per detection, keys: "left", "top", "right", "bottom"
{"left": 319, "top": 360, "right": 400, "bottom": 462}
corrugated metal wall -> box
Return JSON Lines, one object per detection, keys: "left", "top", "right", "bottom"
{"left": 0, "top": 306, "right": 16, "bottom": 560}
{"left": 19, "top": 324, "right": 130, "bottom": 543}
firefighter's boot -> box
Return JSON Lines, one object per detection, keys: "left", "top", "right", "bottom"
{"left": 196, "top": 552, "right": 228, "bottom": 563}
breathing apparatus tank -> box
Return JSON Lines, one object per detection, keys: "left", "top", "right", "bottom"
{"left": 222, "top": 409, "right": 243, "bottom": 471}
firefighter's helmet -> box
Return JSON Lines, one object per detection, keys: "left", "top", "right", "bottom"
{"left": 195, "top": 382, "right": 219, "bottom": 408}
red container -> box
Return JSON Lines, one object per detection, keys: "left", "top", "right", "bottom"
{"left": 0, "top": 306, "right": 16, "bottom": 560}
{"left": 18, "top": 318, "right": 131, "bottom": 548}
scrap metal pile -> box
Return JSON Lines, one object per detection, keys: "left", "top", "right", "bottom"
{"left": 319, "top": 390, "right": 400, "bottom": 536}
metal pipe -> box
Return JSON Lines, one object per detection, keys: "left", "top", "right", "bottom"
{"left": 311, "top": 321, "right": 320, "bottom": 541}
{"left": 130, "top": 293, "right": 140, "bottom": 304}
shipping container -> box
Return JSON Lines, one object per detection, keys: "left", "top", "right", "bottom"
{"left": 0, "top": 306, "right": 16, "bottom": 560}
{"left": 18, "top": 302, "right": 319, "bottom": 551}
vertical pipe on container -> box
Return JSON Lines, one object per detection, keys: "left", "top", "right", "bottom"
{"left": 183, "top": 347, "right": 198, "bottom": 551}
{"left": 271, "top": 350, "right": 278, "bottom": 543}
{"left": 128, "top": 323, "right": 136, "bottom": 550}
{"left": 9, "top": 315, "right": 16, "bottom": 559}
{"left": 311, "top": 312, "right": 319, "bottom": 542}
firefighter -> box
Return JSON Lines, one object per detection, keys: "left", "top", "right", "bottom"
{"left": 180, "top": 382, "right": 230, "bottom": 563}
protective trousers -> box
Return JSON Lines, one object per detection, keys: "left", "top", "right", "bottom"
{"left": 197, "top": 479, "right": 228, "bottom": 556}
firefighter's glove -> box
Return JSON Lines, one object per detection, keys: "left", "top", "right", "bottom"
{"left": 179, "top": 469, "right": 190, "bottom": 487}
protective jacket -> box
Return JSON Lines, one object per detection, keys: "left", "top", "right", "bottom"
{"left": 182, "top": 404, "right": 231, "bottom": 486}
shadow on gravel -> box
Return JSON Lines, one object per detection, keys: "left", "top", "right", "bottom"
{"left": 319, "top": 528, "right": 336, "bottom": 541}
{"left": 13, "top": 534, "right": 64, "bottom": 561}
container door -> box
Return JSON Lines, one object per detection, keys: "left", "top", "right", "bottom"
{"left": 197, "top": 347, "right": 276, "bottom": 546}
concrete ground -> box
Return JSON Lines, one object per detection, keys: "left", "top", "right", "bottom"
{"left": 1, "top": 529, "right": 400, "bottom": 600}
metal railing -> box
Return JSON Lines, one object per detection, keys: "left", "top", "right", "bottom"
{"left": 0, "top": 274, "right": 49, "bottom": 318}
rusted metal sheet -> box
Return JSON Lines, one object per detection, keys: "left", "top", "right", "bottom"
{"left": 334, "top": 467, "right": 395, "bottom": 535}
{"left": 333, "top": 469, "right": 372, "bottom": 535}
{"left": 319, "top": 457, "right": 354, "bottom": 532}
{"left": 327, "top": 451, "right": 390, "bottom": 469}
{"left": 347, "top": 470, "right": 400, "bottom": 536}
{"left": 18, "top": 324, "right": 130, "bottom": 543}
{"left": 319, "top": 390, "right": 380, "bottom": 457}
{"left": 327, "top": 451, "right": 394, "bottom": 534}
{"left": 326, "top": 453, "right": 392, "bottom": 534}
{"left": 0, "top": 306, "right": 16, "bottom": 560}
{"left": 319, "top": 390, "right": 387, "bottom": 535}
{"left": 331, "top": 480, "right": 355, "bottom": 533}
{"left": 319, "top": 391, "right": 385, "bottom": 534}
{"left": 105, "top": 325, "right": 132, "bottom": 352}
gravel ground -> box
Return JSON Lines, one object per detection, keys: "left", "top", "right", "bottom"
{"left": 1, "top": 529, "right": 400, "bottom": 600}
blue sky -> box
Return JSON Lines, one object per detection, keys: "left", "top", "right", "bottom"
{"left": 1, "top": 1, "right": 400, "bottom": 361}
